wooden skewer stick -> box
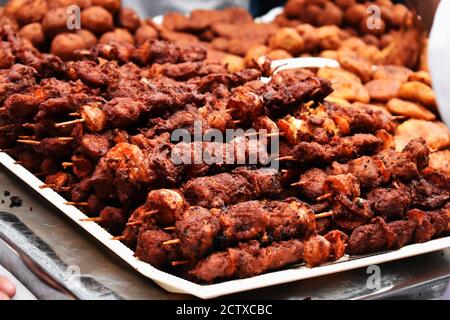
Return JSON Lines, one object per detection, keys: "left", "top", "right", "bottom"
{"left": 55, "top": 118, "right": 85, "bottom": 128}
{"left": 429, "top": 148, "right": 439, "bottom": 153}
{"left": 266, "top": 132, "right": 281, "bottom": 138}
{"left": 18, "top": 136, "right": 35, "bottom": 140}
{"left": 62, "top": 162, "right": 73, "bottom": 169}
{"left": 232, "top": 120, "right": 242, "bottom": 125}
{"left": 244, "top": 131, "right": 282, "bottom": 138}
{"left": 57, "top": 137, "right": 74, "bottom": 142}
{"left": 111, "top": 236, "right": 125, "bottom": 241}
{"left": 64, "top": 201, "right": 88, "bottom": 207}
{"left": 17, "top": 139, "right": 41, "bottom": 146}
{"left": 69, "top": 112, "right": 81, "bottom": 117}
{"left": 392, "top": 116, "right": 407, "bottom": 121}
{"left": 291, "top": 181, "right": 306, "bottom": 187}
{"left": 0, "top": 107, "right": 6, "bottom": 112}
{"left": 143, "top": 210, "right": 159, "bottom": 217}
{"left": 275, "top": 156, "right": 295, "bottom": 161}
{"left": 315, "top": 211, "right": 334, "bottom": 219}
{"left": 39, "top": 184, "right": 55, "bottom": 189}
{"left": 0, "top": 125, "right": 13, "bottom": 131}
{"left": 164, "top": 226, "right": 176, "bottom": 231}
{"left": 80, "top": 217, "right": 102, "bottom": 222}
{"left": 392, "top": 181, "right": 400, "bottom": 189}
{"left": 14, "top": 161, "right": 23, "bottom": 165}
{"left": 171, "top": 260, "right": 189, "bottom": 267}
{"left": 317, "top": 192, "right": 333, "bottom": 201}
{"left": 126, "top": 221, "right": 142, "bottom": 227}
{"left": 162, "top": 239, "right": 181, "bottom": 246}
{"left": 225, "top": 108, "right": 237, "bottom": 113}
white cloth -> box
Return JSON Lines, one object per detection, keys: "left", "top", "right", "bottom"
{"left": 429, "top": 0, "right": 450, "bottom": 125}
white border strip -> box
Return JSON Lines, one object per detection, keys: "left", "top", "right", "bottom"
{"left": 1, "top": 150, "right": 450, "bottom": 299}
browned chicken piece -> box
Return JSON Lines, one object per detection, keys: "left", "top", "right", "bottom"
{"left": 136, "top": 229, "right": 181, "bottom": 268}
{"left": 182, "top": 168, "right": 282, "bottom": 209}
{"left": 70, "top": 154, "right": 94, "bottom": 178}
{"left": 368, "top": 183, "right": 411, "bottom": 220}
{"left": 103, "top": 142, "right": 152, "bottom": 184}
{"left": 95, "top": 206, "right": 128, "bottom": 230}
{"left": 145, "top": 189, "right": 187, "bottom": 226}
{"left": 78, "top": 134, "right": 111, "bottom": 159}
{"left": 189, "top": 230, "right": 347, "bottom": 283}
{"left": 347, "top": 217, "right": 416, "bottom": 255}
{"left": 45, "top": 172, "right": 73, "bottom": 191}
{"left": 290, "top": 134, "right": 382, "bottom": 165}
{"left": 324, "top": 174, "right": 360, "bottom": 200}
{"left": 294, "top": 168, "right": 329, "bottom": 199}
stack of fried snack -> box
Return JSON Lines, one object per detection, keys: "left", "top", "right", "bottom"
{"left": 0, "top": 0, "right": 161, "bottom": 61}
{"left": 0, "top": 0, "right": 449, "bottom": 284}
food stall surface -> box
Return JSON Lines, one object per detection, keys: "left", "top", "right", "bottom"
{"left": 1, "top": 165, "right": 449, "bottom": 300}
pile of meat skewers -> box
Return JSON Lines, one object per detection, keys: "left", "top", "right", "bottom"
{"left": 0, "top": 18, "right": 449, "bottom": 285}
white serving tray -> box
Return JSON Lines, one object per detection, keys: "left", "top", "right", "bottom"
{"left": 1, "top": 151, "right": 450, "bottom": 299}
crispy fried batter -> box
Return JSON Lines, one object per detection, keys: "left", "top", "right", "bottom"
{"left": 386, "top": 98, "right": 436, "bottom": 121}
{"left": 395, "top": 120, "right": 450, "bottom": 151}
{"left": 317, "top": 67, "right": 370, "bottom": 103}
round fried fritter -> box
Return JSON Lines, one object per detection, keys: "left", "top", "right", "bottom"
{"left": 284, "top": 0, "right": 306, "bottom": 19}
{"left": 344, "top": 4, "right": 366, "bottom": 27}
{"left": 51, "top": 33, "right": 88, "bottom": 61}
{"left": 408, "top": 71, "right": 432, "bottom": 87}
{"left": 398, "top": 81, "right": 436, "bottom": 110}
{"left": 427, "top": 150, "right": 450, "bottom": 176}
{"left": 81, "top": 6, "right": 114, "bottom": 34}
{"left": 19, "top": 22, "right": 45, "bottom": 47}
{"left": 6, "top": 0, "right": 47, "bottom": 26}
{"left": 221, "top": 54, "right": 245, "bottom": 73}
{"left": 338, "top": 51, "right": 374, "bottom": 83}
{"left": 135, "top": 25, "right": 158, "bottom": 45}
{"left": 99, "top": 28, "right": 134, "bottom": 45}
{"left": 91, "top": 0, "right": 121, "bottom": 13}
{"left": 317, "top": 67, "right": 370, "bottom": 103}
{"left": 386, "top": 99, "right": 436, "bottom": 121}
{"left": 41, "top": 7, "right": 69, "bottom": 37}
{"left": 244, "top": 45, "right": 269, "bottom": 67}
{"left": 373, "top": 65, "right": 413, "bottom": 83}
{"left": 365, "top": 79, "right": 401, "bottom": 102}
{"left": 269, "top": 27, "right": 304, "bottom": 55}
{"left": 317, "top": 2, "right": 343, "bottom": 26}
{"left": 266, "top": 49, "right": 293, "bottom": 60}
{"left": 118, "top": 7, "right": 141, "bottom": 32}
{"left": 76, "top": 29, "right": 98, "bottom": 48}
